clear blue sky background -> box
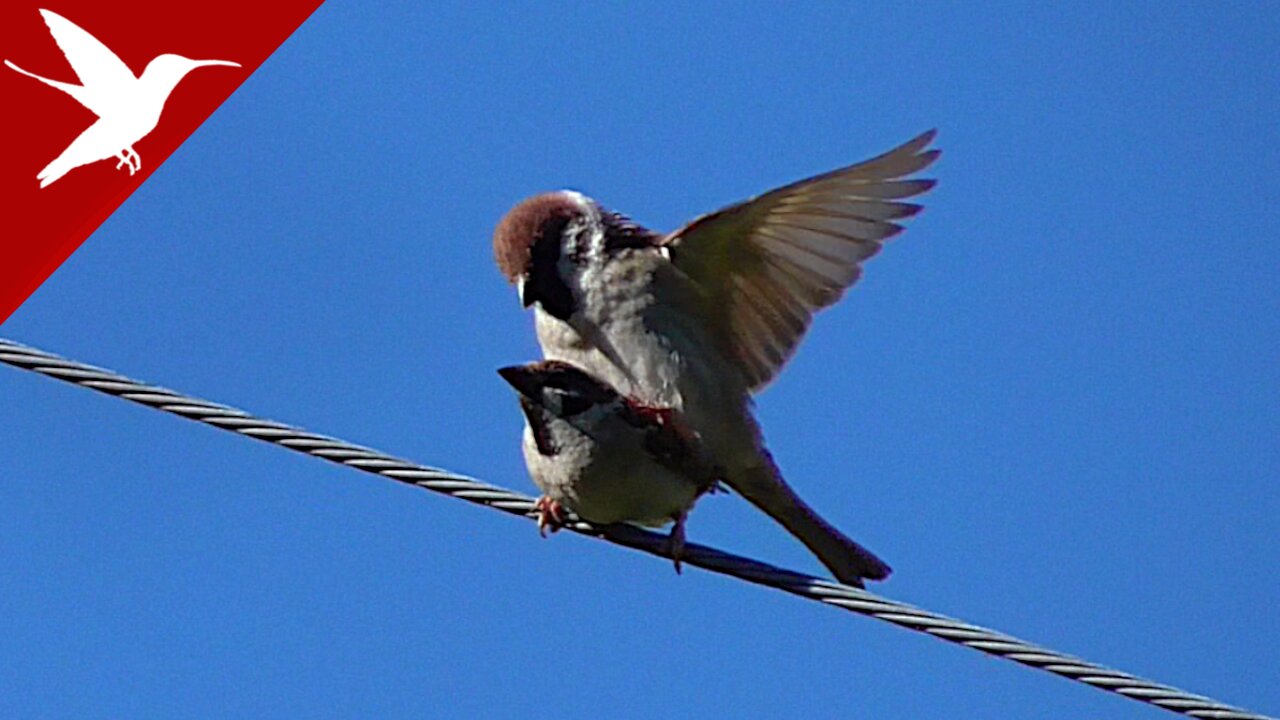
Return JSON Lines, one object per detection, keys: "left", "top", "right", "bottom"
{"left": 3, "top": 3, "right": 1277, "bottom": 718}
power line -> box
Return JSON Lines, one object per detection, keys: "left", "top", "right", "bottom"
{"left": 0, "top": 336, "right": 1270, "bottom": 720}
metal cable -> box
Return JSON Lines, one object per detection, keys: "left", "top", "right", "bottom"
{"left": 0, "top": 336, "right": 1270, "bottom": 720}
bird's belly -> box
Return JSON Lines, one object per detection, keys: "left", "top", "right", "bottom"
{"left": 523, "top": 426, "right": 698, "bottom": 527}
{"left": 571, "top": 451, "right": 700, "bottom": 527}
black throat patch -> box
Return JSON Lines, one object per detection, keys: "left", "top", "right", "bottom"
{"left": 519, "top": 396, "right": 560, "bottom": 456}
{"left": 526, "top": 218, "right": 576, "bottom": 321}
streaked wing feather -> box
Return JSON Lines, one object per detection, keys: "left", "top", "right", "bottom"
{"left": 663, "top": 130, "right": 939, "bottom": 390}
{"left": 808, "top": 178, "right": 936, "bottom": 200}
{"left": 772, "top": 201, "right": 923, "bottom": 221}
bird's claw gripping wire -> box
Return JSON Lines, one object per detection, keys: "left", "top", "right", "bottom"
{"left": 534, "top": 496, "right": 566, "bottom": 537}
{"left": 668, "top": 511, "right": 688, "bottom": 574}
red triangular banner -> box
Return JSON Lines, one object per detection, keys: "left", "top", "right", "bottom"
{"left": 0, "top": 1, "right": 324, "bottom": 322}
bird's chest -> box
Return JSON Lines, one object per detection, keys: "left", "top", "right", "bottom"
{"left": 545, "top": 261, "right": 723, "bottom": 407}
{"left": 523, "top": 423, "right": 696, "bottom": 527}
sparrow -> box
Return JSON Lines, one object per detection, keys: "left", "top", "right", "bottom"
{"left": 493, "top": 131, "right": 938, "bottom": 587}
{"left": 498, "top": 360, "right": 720, "bottom": 570}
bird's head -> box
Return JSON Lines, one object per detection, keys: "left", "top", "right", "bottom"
{"left": 492, "top": 191, "right": 661, "bottom": 321}
{"left": 141, "top": 54, "right": 240, "bottom": 88}
{"left": 492, "top": 191, "right": 600, "bottom": 321}
{"left": 497, "top": 360, "right": 620, "bottom": 421}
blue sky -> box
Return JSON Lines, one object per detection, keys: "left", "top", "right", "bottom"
{"left": 3, "top": 3, "right": 1277, "bottom": 718}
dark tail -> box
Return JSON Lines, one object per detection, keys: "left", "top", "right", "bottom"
{"left": 730, "top": 460, "right": 890, "bottom": 588}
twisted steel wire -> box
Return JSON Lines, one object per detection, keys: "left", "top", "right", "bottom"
{"left": 0, "top": 336, "right": 1270, "bottom": 720}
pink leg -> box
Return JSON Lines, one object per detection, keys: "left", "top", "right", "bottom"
{"left": 534, "top": 496, "right": 566, "bottom": 537}
{"left": 668, "top": 511, "right": 687, "bottom": 574}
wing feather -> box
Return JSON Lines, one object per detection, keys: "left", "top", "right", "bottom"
{"left": 772, "top": 201, "right": 923, "bottom": 221}
{"left": 662, "top": 130, "right": 939, "bottom": 390}
{"left": 40, "top": 10, "right": 135, "bottom": 109}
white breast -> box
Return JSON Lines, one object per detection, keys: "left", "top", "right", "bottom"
{"left": 534, "top": 251, "right": 762, "bottom": 470}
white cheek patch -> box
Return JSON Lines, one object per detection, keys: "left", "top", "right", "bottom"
{"left": 584, "top": 222, "right": 607, "bottom": 266}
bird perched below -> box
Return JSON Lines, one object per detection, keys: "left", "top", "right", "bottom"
{"left": 494, "top": 131, "right": 939, "bottom": 587}
{"left": 498, "top": 360, "right": 720, "bottom": 571}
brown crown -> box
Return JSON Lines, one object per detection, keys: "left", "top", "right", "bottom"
{"left": 492, "top": 192, "right": 586, "bottom": 283}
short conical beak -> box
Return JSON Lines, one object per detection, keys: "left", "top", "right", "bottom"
{"left": 195, "top": 59, "right": 241, "bottom": 68}
{"left": 497, "top": 365, "right": 538, "bottom": 399}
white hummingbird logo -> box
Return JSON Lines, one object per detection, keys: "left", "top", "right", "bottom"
{"left": 4, "top": 9, "right": 240, "bottom": 188}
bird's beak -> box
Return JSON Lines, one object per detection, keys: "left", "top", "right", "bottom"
{"left": 497, "top": 365, "right": 539, "bottom": 399}
{"left": 195, "top": 59, "right": 241, "bottom": 69}
{"left": 516, "top": 276, "right": 534, "bottom": 308}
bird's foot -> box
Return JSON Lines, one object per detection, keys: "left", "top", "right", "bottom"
{"left": 668, "top": 512, "right": 688, "bottom": 574}
{"left": 534, "top": 496, "right": 566, "bottom": 537}
{"left": 115, "top": 147, "right": 140, "bottom": 174}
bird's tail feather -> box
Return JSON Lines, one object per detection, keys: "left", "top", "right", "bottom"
{"left": 37, "top": 158, "right": 72, "bottom": 188}
{"left": 729, "top": 458, "right": 891, "bottom": 587}
{"left": 5, "top": 60, "right": 62, "bottom": 91}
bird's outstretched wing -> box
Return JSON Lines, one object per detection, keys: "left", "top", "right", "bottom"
{"left": 660, "top": 130, "right": 939, "bottom": 391}
{"left": 38, "top": 9, "right": 136, "bottom": 115}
